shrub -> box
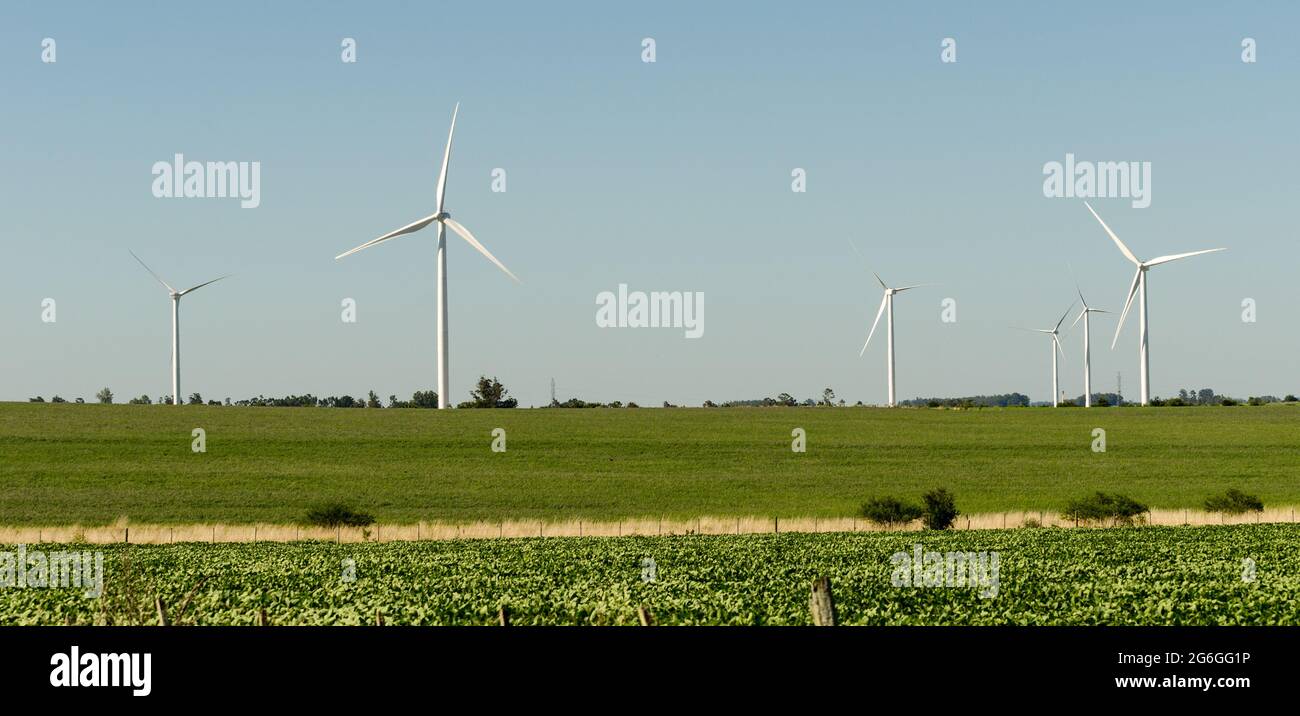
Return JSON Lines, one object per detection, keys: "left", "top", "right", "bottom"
{"left": 1062, "top": 492, "right": 1149, "bottom": 526}
{"left": 304, "top": 503, "right": 375, "bottom": 527}
{"left": 1220, "top": 398, "right": 1237, "bottom": 406}
{"left": 921, "top": 488, "right": 959, "bottom": 530}
{"left": 860, "top": 496, "right": 923, "bottom": 527}
{"left": 1204, "top": 489, "right": 1264, "bottom": 515}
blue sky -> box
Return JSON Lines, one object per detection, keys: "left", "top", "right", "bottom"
{"left": 1, "top": 1, "right": 1296, "bottom": 406}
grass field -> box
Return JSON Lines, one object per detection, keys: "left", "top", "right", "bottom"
{"left": 2, "top": 524, "right": 1296, "bottom": 625}
{"left": 1, "top": 402, "right": 1297, "bottom": 525}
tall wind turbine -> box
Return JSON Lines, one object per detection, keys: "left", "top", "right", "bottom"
{"left": 1084, "top": 202, "right": 1225, "bottom": 406}
{"left": 130, "top": 251, "right": 231, "bottom": 405}
{"left": 859, "top": 272, "right": 929, "bottom": 407}
{"left": 1070, "top": 284, "right": 1109, "bottom": 407}
{"left": 335, "top": 103, "right": 519, "bottom": 409}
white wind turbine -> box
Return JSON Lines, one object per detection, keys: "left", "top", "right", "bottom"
{"left": 1084, "top": 202, "right": 1225, "bottom": 406}
{"left": 335, "top": 103, "right": 519, "bottom": 409}
{"left": 130, "top": 251, "right": 231, "bottom": 405}
{"left": 859, "top": 271, "right": 930, "bottom": 408}
{"left": 1070, "top": 284, "right": 1109, "bottom": 407}
{"left": 1018, "top": 303, "right": 1074, "bottom": 407}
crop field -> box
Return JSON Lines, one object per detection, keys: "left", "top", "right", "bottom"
{"left": 2, "top": 524, "right": 1296, "bottom": 626}
{"left": 1, "top": 402, "right": 1298, "bottom": 525}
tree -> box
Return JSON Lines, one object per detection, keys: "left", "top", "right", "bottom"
{"left": 188, "top": 393, "right": 203, "bottom": 405}
{"left": 1198, "top": 388, "right": 1215, "bottom": 405}
{"left": 860, "top": 496, "right": 923, "bottom": 527}
{"left": 95, "top": 387, "right": 114, "bottom": 404}
{"left": 776, "top": 392, "right": 797, "bottom": 407}
{"left": 921, "top": 488, "right": 959, "bottom": 530}
{"left": 821, "top": 388, "right": 836, "bottom": 406}
{"left": 366, "top": 390, "right": 382, "bottom": 408}
{"left": 129, "top": 395, "right": 152, "bottom": 405}
{"left": 51, "top": 396, "right": 67, "bottom": 403}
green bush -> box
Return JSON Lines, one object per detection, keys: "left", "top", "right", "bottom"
{"left": 304, "top": 502, "right": 375, "bottom": 527}
{"left": 1062, "top": 492, "right": 1149, "bottom": 526}
{"left": 859, "top": 496, "right": 923, "bottom": 527}
{"left": 921, "top": 488, "right": 960, "bottom": 530}
{"left": 1204, "top": 489, "right": 1264, "bottom": 515}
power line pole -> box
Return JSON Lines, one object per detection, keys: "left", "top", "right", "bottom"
{"left": 550, "top": 378, "right": 556, "bottom": 406}
{"left": 1116, "top": 372, "right": 1122, "bottom": 406}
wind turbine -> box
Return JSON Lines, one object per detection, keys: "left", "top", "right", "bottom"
{"left": 1084, "top": 202, "right": 1225, "bottom": 406}
{"left": 1018, "top": 303, "right": 1073, "bottom": 407}
{"left": 1070, "top": 284, "right": 1109, "bottom": 407}
{"left": 335, "top": 103, "right": 519, "bottom": 409}
{"left": 130, "top": 251, "right": 231, "bottom": 405}
{"left": 859, "top": 271, "right": 930, "bottom": 407}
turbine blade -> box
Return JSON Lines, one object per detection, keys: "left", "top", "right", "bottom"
{"left": 1054, "top": 301, "right": 1076, "bottom": 332}
{"left": 335, "top": 213, "right": 440, "bottom": 260}
{"left": 1070, "top": 309, "right": 1086, "bottom": 330}
{"left": 178, "top": 274, "right": 232, "bottom": 296}
{"left": 871, "top": 271, "right": 888, "bottom": 291}
{"left": 442, "top": 217, "right": 520, "bottom": 283}
{"left": 129, "top": 251, "right": 175, "bottom": 293}
{"left": 860, "top": 294, "right": 888, "bottom": 356}
{"left": 436, "top": 103, "right": 459, "bottom": 213}
{"left": 1112, "top": 268, "right": 1142, "bottom": 349}
{"left": 1054, "top": 334, "right": 1065, "bottom": 359}
{"left": 1085, "top": 201, "right": 1141, "bottom": 266}
{"left": 1145, "top": 248, "right": 1226, "bottom": 267}
{"left": 892, "top": 282, "right": 936, "bottom": 293}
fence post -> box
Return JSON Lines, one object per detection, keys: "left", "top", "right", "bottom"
{"left": 156, "top": 597, "right": 169, "bottom": 627}
{"left": 775, "top": 516, "right": 779, "bottom": 534}
{"left": 498, "top": 606, "right": 510, "bottom": 626}
{"left": 259, "top": 608, "right": 269, "bottom": 627}
{"left": 124, "top": 527, "right": 129, "bottom": 544}
{"left": 638, "top": 605, "right": 654, "bottom": 626}
{"left": 809, "top": 576, "right": 837, "bottom": 626}
{"left": 375, "top": 609, "right": 384, "bottom": 626}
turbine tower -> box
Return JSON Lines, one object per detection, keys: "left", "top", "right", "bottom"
{"left": 1084, "top": 202, "right": 1225, "bottom": 406}
{"left": 335, "top": 104, "right": 520, "bottom": 409}
{"left": 859, "top": 271, "right": 930, "bottom": 407}
{"left": 130, "top": 251, "right": 231, "bottom": 405}
{"left": 1070, "top": 285, "right": 1109, "bottom": 407}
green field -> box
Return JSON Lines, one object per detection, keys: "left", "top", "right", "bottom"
{"left": 1, "top": 402, "right": 1296, "bottom": 525}
{"left": 2, "top": 524, "right": 1295, "bottom": 625}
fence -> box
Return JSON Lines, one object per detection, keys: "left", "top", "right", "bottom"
{"left": 2, "top": 507, "right": 1296, "bottom": 545}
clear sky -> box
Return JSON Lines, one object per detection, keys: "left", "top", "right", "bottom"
{"left": 1, "top": 1, "right": 1296, "bottom": 406}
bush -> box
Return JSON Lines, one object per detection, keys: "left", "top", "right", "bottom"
{"left": 860, "top": 496, "right": 923, "bottom": 527}
{"left": 1204, "top": 489, "right": 1264, "bottom": 515}
{"left": 1220, "top": 398, "right": 1237, "bottom": 406}
{"left": 303, "top": 503, "right": 375, "bottom": 527}
{"left": 1062, "top": 492, "right": 1149, "bottom": 526}
{"left": 921, "top": 488, "right": 959, "bottom": 530}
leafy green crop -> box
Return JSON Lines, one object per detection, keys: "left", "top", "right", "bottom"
{"left": 3, "top": 524, "right": 1296, "bottom": 625}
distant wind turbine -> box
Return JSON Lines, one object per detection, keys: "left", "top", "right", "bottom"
{"left": 1070, "top": 284, "right": 1109, "bottom": 407}
{"left": 130, "top": 251, "right": 231, "bottom": 405}
{"left": 1084, "top": 202, "right": 1225, "bottom": 406}
{"left": 859, "top": 271, "right": 931, "bottom": 408}
{"left": 1018, "top": 303, "right": 1074, "bottom": 407}
{"left": 334, "top": 103, "right": 519, "bottom": 409}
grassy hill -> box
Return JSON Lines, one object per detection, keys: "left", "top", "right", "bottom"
{"left": 0, "top": 402, "right": 1296, "bottom": 525}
